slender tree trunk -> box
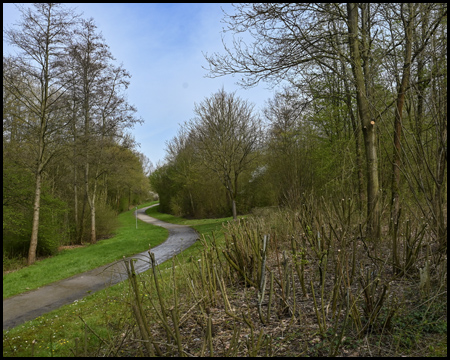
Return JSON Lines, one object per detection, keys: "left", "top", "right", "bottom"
{"left": 74, "top": 167, "right": 79, "bottom": 243}
{"left": 84, "top": 162, "right": 90, "bottom": 239}
{"left": 83, "top": 87, "right": 98, "bottom": 243}
{"left": 188, "top": 189, "right": 195, "bottom": 216}
{"left": 431, "top": 36, "right": 447, "bottom": 250}
{"left": 231, "top": 199, "right": 237, "bottom": 221}
{"left": 116, "top": 188, "right": 120, "bottom": 212}
{"left": 28, "top": 109, "right": 47, "bottom": 264}
{"left": 390, "top": 3, "right": 414, "bottom": 229}
{"left": 343, "top": 66, "right": 365, "bottom": 210}
{"left": 352, "top": 113, "right": 365, "bottom": 211}
{"left": 6, "top": 3, "right": 75, "bottom": 265}
{"left": 73, "top": 117, "right": 80, "bottom": 244}
{"left": 414, "top": 50, "right": 426, "bottom": 193}
{"left": 129, "top": 186, "right": 131, "bottom": 210}
{"left": 434, "top": 145, "right": 447, "bottom": 251}
{"left": 225, "top": 175, "right": 238, "bottom": 220}
{"left": 28, "top": 170, "right": 42, "bottom": 265}
{"left": 85, "top": 162, "right": 98, "bottom": 244}
{"left": 90, "top": 202, "right": 96, "bottom": 243}
{"left": 232, "top": 173, "right": 240, "bottom": 220}
{"left": 333, "top": 15, "right": 365, "bottom": 210}
{"left": 28, "top": 36, "right": 50, "bottom": 264}
{"left": 413, "top": 4, "right": 429, "bottom": 194}
{"left": 347, "top": 3, "right": 380, "bottom": 240}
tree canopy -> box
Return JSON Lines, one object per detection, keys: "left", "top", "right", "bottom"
{"left": 3, "top": 3, "right": 151, "bottom": 264}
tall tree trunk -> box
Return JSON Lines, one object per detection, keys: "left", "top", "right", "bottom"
{"left": 74, "top": 166, "right": 79, "bottom": 243}
{"left": 431, "top": 32, "right": 447, "bottom": 251}
{"left": 28, "top": 170, "right": 42, "bottom": 265}
{"left": 129, "top": 186, "right": 132, "bottom": 210}
{"left": 85, "top": 162, "right": 98, "bottom": 244}
{"left": 333, "top": 15, "right": 365, "bottom": 210}
{"left": 28, "top": 38, "right": 50, "bottom": 265}
{"left": 343, "top": 63, "right": 365, "bottom": 210}
{"left": 188, "top": 189, "right": 195, "bottom": 216}
{"left": 90, "top": 202, "right": 96, "bottom": 243}
{"left": 225, "top": 175, "right": 238, "bottom": 220}
{"left": 414, "top": 4, "right": 428, "bottom": 192}
{"left": 347, "top": 3, "right": 380, "bottom": 240}
{"left": 73, "top": 116, "right": 80, "bottom": 244}
{"left": 5, "top": 3, "right": 75, "bottom": 265}
{"left": 390, "top": 3, "right": 414, "bottom": 229}
{"left": 232, "top": 173, "right": 240, "bottom": 220}
{"left": 352, "top": 110, "right": 366, "bottom": 212}
{"left": 83, "top": 87, "right": 97, "bottom": 243}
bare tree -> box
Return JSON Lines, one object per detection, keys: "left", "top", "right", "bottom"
{"left": 165, "top": 127, "right": 201, "bottom": 216}
{"left": 263, "top": 87, "right": 312, "bottom": 207}
{"left": 188, "top": 88, "right": 261, "bottom": 220}
{"left": 346, "top": 3, "right": 381, "bottom": 239}
{"left": 68, "top": 18, "right": 141, "bottom": 243}
{"left": 203, "top": 3, "right": 383, "bottom": 238}
{"left": 4, "top": 3, "right": 78, "bottom": 264}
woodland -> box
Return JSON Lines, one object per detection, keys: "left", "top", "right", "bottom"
{"left": 2, "top": 3, "right": 447, "bottom": 357}
{"left": 3, "top": 4, "right": 153, "bottom": 267}
{"left": 152, "top": 3, "right": 447, "bottom": 251}
{"left": 147, "top": 4, "right": 447, "bottom": 355}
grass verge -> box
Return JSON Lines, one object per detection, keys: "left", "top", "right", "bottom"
{"left": 143, "top": 205, "right": 244, "bottom": 269}
{"left": 3, "top": 202, "right": 166, "bottom": 299}
{"left": 3, "top": 206, "right": 235, "bottom": 357}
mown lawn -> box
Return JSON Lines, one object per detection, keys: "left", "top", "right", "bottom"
{"left": 3, "top": 202, "right": 167, "bottom": 299}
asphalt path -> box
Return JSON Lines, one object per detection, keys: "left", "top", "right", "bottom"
{"left": 3, "top": 204, "right": 199, "bottom": 330}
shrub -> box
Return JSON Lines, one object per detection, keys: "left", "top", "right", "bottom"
{"left": 95, "top": 202, "right": 120, "bottom": 240}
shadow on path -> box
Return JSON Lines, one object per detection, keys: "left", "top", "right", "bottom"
{"left": 3, "top": 204, "right": 199, "bottom": 330}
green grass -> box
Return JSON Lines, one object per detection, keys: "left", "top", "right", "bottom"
{"left": 145, "top": 204, "right": 237, "bottom": 235}
{"left": 3, "top": 205, "right": 236, "bottom": 357}
{"left": 3, "top": 277, "right": 133, "bottom": 357}
{"left": 144, "top": 205, "right": 242, "bottom": 266}
{"left": 3, "top": 202, "right": 167, "bottom": 299}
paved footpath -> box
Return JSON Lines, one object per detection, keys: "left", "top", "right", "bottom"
{"left": 3, "top": 205, "right": 199, "bottom": 330}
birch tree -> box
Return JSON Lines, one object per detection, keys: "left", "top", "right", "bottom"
{"left": 3, "top": 3, "right": 78, "bottom": 264}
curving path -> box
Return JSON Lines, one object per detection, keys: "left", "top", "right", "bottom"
{"left": 3, "top": 204, "right": 199, "bottom": 330}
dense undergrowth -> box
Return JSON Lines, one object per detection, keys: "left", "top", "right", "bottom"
{"left": 114, "top": 198, "right": 446, "bottom": 357}
{"left": 3, "top": 199, "right": 447, "bottom": 357}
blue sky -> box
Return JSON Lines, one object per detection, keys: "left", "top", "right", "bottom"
{"left": 3, "top": 3, "right": 278, "bottom": 166}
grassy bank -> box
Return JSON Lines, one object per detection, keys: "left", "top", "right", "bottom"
{"left": 143, "top": 205, "right": 242, "bottom": 268}
{"left": 3, "top": 202, "right": 166, "bottom": 299}
{"left": 3, "top": 206, "right": 233, "bottom": 357}
{"left": 4, "top": 204, "right": 446, "bottom": 357}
